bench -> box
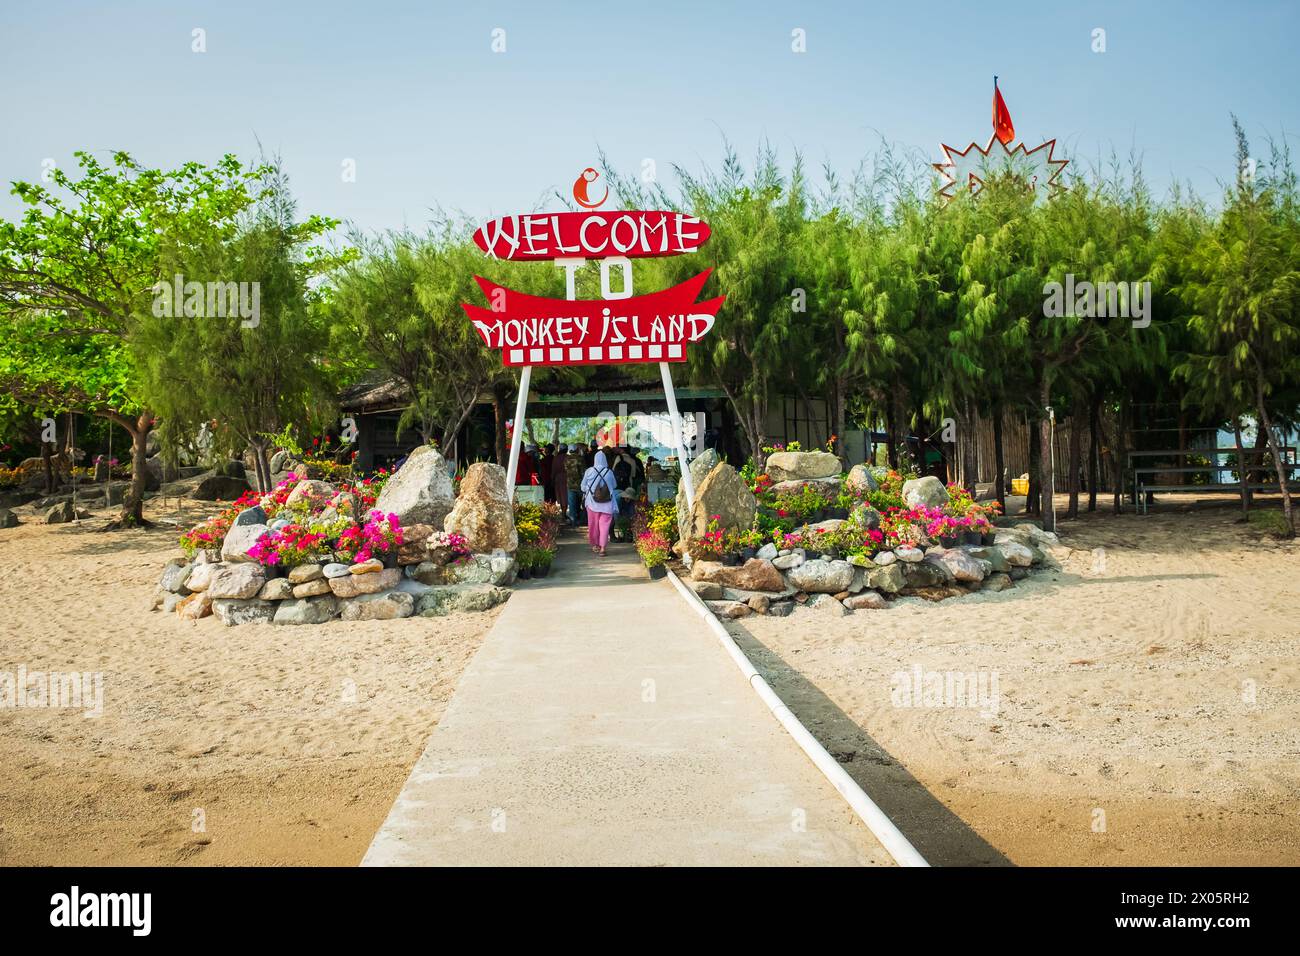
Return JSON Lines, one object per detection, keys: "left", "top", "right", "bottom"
{"left": 1132, "top": 458, "right": 1300, "bottom": 514}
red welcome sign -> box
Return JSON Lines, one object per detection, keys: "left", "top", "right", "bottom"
{"left": 463, "top": 270, "right": 723, "bottom": 367}
{"left": 473, "top": 210, "right": 710, "bottom": 261}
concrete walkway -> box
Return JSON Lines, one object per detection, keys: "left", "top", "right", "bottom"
{"left": 363, "top": 537, "right": 893, "bottom": 866}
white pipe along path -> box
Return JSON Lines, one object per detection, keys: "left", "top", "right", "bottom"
{"left": 667, "top": 569, "right": 930, "bottom": 867}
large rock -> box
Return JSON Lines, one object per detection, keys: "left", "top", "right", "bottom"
{"left": 328, "top": 567, "right": 401, "bottom": 598}
{"left": 206, "top": 563, "right": 268, "bottom": 600}
{"left": 257, "top": 578, "right": 295, "bottom": 600}
{"left": 902, "top": 475, "right": 950, "bottom": 509}
{"left": 785, "top": 558, "right": 856, "bottom": 594}
{"left": 412, "top": 550, "right": 516, "bottom": 587}
{"left": 0, "top": 508, "right": 19, "bottom": 528}
{"left": 690, "top": 558, "right": 786, "bottom": 592}
{"left": 904, "top": 560, "right": 952, "bottom": 589}
{"left": 291, "top": 578, "right": 332, "bottom": 598}
{"left": 845, "top": 464, "right": 879, "bottom": 494}
{"left": 284, "top": 479, "right": 335, "bottom": 511}
{"left": 676, "top": 448, "right": 720, "bottom": 543}
{"left": 186, "top": 562, "right": 218, "bottom": 592}
{"left": 866, "top": 563, "right": 906, "bottom": 594}
{"left": 395, "top": 523, "right": 436, "bottom": 565}
{"left": 376, "top": 445, "right": 456, "bottom": 530}
{"left": 211, "top": 598, "right": 276, "bottom": 626}
{"left": 849, "top": 504, "right": 882, "bottom": 531}
{"left": 158, "top": 559, "right": 192, "bottom": 594}
{"left": 177, "top": 592, "right": 212, "bottom": 620}
{"left": 768, "top": 477, "right": 841, "bottom": 497}
{"left": 443, "top": 462, "right": 517, "bottom": 554}
{"left": 706, "top": 600, "right": 751, "bottom": 619}
{"left": 682, "top": 463, "right": 756, "bottom": 556}
{"left": 964, "top": 545, "right": 1010, "bottom": 573}
{"left": 765, "top": 451, "right": 841, "bottom": 483}
{"left": 272, "top": 595, "right": 339, "bottom": 625}
{"left": 416, "top": 584, "right": 512, "bottom": 616}
{"left": 44, "top": 500, "right": 76, "bottom": 524}
{"left": 220, "top": 520, "right": 268, "bottom": 562}
{"left": 804, "top": 593, "right": 849, "bottom": 617}
{"left": 339, "top": 589, "right": 415, "bottom": 621}
{"left": 995, "top": 540, "right": 1035, "bottom": 567}
{"left": 193, "top": 474, "right": 250, "bottom": 501}
{"left": 930, "top": 548, "right": 989, "bottom": 583}
{"left": 844, "top": 591, "right": 886, "bottom": 611}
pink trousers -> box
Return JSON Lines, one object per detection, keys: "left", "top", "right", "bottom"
{"left": 587, "top": 511, "right": 614, "bottom": 551}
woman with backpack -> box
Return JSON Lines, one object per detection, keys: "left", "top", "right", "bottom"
{"left": 581, "top": 449, "right": 620, "bottom": 556}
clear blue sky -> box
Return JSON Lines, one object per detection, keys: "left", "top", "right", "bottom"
{"left": 2, "top": 1, "right": 1297, "bottom": 233}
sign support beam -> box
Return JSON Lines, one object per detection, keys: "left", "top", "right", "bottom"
{"left": 660, "top": 361, "right": 695, "bottom": 507}
{"left": 505, "top": 365, "right": 531, "bottom": 501}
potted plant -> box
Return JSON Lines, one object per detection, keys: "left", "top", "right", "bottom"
{"left": 736, "top": 528, "right": 763, "bottom": 561}
{"left": 801, "top": 527, "right": 828, "bottom": 560}
{"left": 636, "top": 531, "right": 671, "bottom": 579}
{"left": 691, "top": 515, "right": 726, "bottom": 562}
{"left": 516, "top": 545, "right": 534, "bottom": 580}
{"left": 720, "top": 530, "right": 744, "bottom": 567}
{"left": 533, "top": 547, "right": 553, "bottom": 578}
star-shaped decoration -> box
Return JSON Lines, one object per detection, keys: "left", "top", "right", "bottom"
{"left": 934, "top": 135, "right": 1068, "bottom": 202}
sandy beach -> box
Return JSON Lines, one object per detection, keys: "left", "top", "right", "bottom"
{"left": 2, "top": 493, "right": 1296, "bottom": 867}
{"left": 728, "top": 505, "right": 1300, "bottom": 866}
{"left": 0, "top": 498, "right": 499, "bottom": 866}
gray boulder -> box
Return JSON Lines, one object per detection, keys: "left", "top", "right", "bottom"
{"left": 193, "top": 474, "right": 250, "bottom": 502}
{"left": 844, "top": 591, "right": 887, "bottom": 610}
{"left": 158, "top": 559, "right": 193, "bottom": 594}
{"left": 995, "top": 540, "right": 1035, "bottom": 567}
{"left": 0, "top": 508, "right": 19, "bottom": 528}
{"left": 416, "top": 584, "right": 512, "bottom": 616}
{"left": 44, "top": 500, "right": 76, "bottom": 524}
{"left": 340, "top": 589, "right": 415, "bottom": 621}
{"left": 765, "top": 451, "right": 841, "bottom": 483}
{"left": 257, "top": 578, "right": 295, "bottom": 600}
{"left": 375, "top": 445, "right": 456, "bottom": 529}
{"left": 931, "top": 548, "right": 989, "bottom": 583}
{"left": 866, "top": 563, "right": 906, "bottom": 594}
{"left": 220, "top": 520, "right": 268, "bottom": 562}
{"left": 785, "top": 558, "right": 855, "bottom": 594}
{"left": 682, "top": 462, "right": 756, "bottom": 557}
{"left": 413, "top": 551, "right": 516, "bottom": 587}
{"left": 207, "top": 563, "right": 268, "bottom": 599}
{"left": 706, "top": 600, "right": 751, "bottom": 619}
{"left": 272, "top": 595, "right": 339, "bottom": 625}
{"left": 211, "top": 598, "right": 276, "bottom": 626}
{"left": 329, "top": 567, "right": 401, "bottom": 598}
{"left": 676, "top": 448, "right": 720, "bottom": 543}
{"left": 902, "top": 475, "right": 950, "bottom": 509}
{"left": 804, "top": 593, "right": 849, "bottom": 616}
{"left": 845, "top": 464, "right": 879, "bottom": 494}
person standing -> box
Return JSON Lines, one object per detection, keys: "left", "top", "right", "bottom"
{"left": 552, "top": 444, "right": 569, "bottom": 519}
{"left": 564, "top": 444, "right": 586, "bottom": 526}
{"left": 581, "top": 449, "right": 619, "bottom": 556}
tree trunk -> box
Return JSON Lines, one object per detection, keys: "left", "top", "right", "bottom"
{"left": 1255, "top": 377, "right": 1295, "bottom": 536}
{"left": 1027, "top": 412, "right": 1041, "bottom": 517}
{"left": 253, "top": 440, "right": 273, "bottom": 493}
{"left": 1038, "top": 375, "right": 1056, "bottom": 532}
{"left": 491, "top": 382, "right": 509, "bottom": 465}
{"left": 1087, "top": 390, "right": 1101, "bottom": 512}
{"left": 1066, "top": 397, "right": 1083, "bottom": 520}
{"left": 992, "top": 402, "right": 1006, "bottom": 515}
{"left": 115, "top": 411, "right": 153, "bottom": 528}
{"left": 1233, "top": 417, "right": 1250, "bottom": 517}
{"left": 885, "top": 401, "right": 898, "bottom": 470}
{"left": 40, "top": 440, "right": 55, "bottom": 494}
{"left": 1112, "top": 398, "right": 1129, "bottom": 514}
{"left": 961, "top": 398, "right": 979, "bottom": 495}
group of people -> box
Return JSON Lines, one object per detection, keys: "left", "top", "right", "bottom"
{"left": 515, "top": 442, "right": 647, "bottom": 556}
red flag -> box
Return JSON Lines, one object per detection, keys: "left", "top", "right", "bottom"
{"left": 992, "top": 77, "right": 1014, "bottom": 145}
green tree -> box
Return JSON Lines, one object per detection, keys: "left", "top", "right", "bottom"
{"left": 0, "top": 150, "right": 262, "bottom": 524}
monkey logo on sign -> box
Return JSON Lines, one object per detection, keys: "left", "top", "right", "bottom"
{"left": 572, "top": 167, "right": 608, "bottom": 209}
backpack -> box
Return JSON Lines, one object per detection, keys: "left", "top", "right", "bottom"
{"left": 613, "top": 456, "right": 633, "bottom": 490}
{"left": 589, "top": 467, "right": 612, "bottom": 503}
